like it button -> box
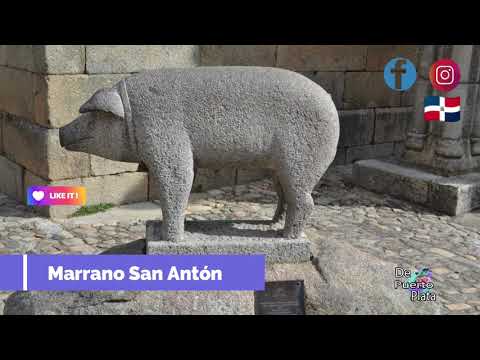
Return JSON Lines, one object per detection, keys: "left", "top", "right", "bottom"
{"left": 27, "top": 186, "right": 86, "bottom": 206}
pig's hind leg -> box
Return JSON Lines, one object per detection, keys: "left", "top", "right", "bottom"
{"left": 276, "top": 144, "right": 329, "bottom": 239}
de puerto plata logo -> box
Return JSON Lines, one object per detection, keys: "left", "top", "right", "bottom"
{"left": 394, "top": 266, "right": 436, "bottom": 302}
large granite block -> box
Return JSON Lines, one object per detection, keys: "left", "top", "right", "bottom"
{"left": 146, "top": 220, "right": 312, "bottom": 264}
{"left": 277, "top": 45, "right": 367, "bottom": 71}
{"left": 86, "top": 45, "right": 199, "bottom": 74}
{"left": 2, "top": 45, "right": 85, "bottom": 74}
{"left": 353, "top": 159, "right": 480, "bottom": 215}
{"left": 200, "top": 45, "right": 276, "bottom": 66}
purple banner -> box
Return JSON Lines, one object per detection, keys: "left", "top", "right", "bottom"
{"left": 23, "top": 255, "right": 265, "bottom": 291}
{"left": 0, "top": 255, "right": 23, "bottom": 291}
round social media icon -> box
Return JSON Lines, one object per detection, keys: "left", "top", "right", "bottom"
{"left": 384, "top": 58, "right": 417, "bottom": 91}
{"left": 429, "top": 59, "right": 461, "bottom": 92}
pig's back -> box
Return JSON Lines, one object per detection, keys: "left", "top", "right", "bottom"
{"left": 124, "top": 67, "right": 338, "bottom": 167}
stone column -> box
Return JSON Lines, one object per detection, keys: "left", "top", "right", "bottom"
{"left": 353, "top": 44, "right": 480, "bottom": 215}
{"left": 404, "top": 45, "right": 480, "bottom": 175}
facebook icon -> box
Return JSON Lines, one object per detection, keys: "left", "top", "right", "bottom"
{"left": 384, "top": 57, "right": 417, "bottom": 91}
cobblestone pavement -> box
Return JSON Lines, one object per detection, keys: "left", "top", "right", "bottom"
{"left": 1, "top": 165, "right": 479, "bottom": 315}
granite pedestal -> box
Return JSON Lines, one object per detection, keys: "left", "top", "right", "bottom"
{"left": 145, "top": 220, "right": 312, "bottom": 264}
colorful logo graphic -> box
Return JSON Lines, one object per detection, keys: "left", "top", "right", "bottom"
{"left": 424, "top": 96, "right": 461, "bottom": 122}
{"left": 27, "top": 186, "right": 86, "bottom": 206}
{"left": 384, "top": 58, "right": 417, "bottom": 91}
{"left": 405, "top": 267, "right": 433, "bottom": 295}
{"left": 429, "top": 59, "right": 461, "bottom": 92}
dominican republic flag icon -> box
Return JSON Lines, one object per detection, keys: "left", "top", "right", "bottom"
{"left": 424, "top": 96, "right": 461, "bottom": 122}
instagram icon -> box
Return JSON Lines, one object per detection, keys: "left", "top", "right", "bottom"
{"left": 429, "top": 59, "right": 460, "bottom": 92}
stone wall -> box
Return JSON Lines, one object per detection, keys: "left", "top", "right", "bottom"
{"left": 0, "top": 45, "right": 421, "bottom": 217}
{"left": 201, "top": 45, "right": 420, "bottom": 165}
{"left": 0, "top": 45, "right": 199, "bottom": 217}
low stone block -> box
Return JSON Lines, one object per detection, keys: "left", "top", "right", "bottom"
{"left": 3, "top": 115, "right": 90, "bottom": 180}
{"left": 338, "top": 109, "right": 374, "bottom": 147}
{"left": 34, "top": 74, "right": 126, "bottom": 128}
{"left": 0, "top": 66, "right": 35, "bottom": 120}
{"left": 277, "top": 45, "right": 367, "bottom": 71}
{"left": 86, "top": 45, "right": 199, "bottom": 74}
{"left": 352, "top": 159, "right": 480, "bottom": 215}
{"left": 374, "top": 107, "right": 412, "bottom": 143}
{"left": 200, "top": 45, "right": 276, "bottom": 66}
{"left": 344, "top": 72, "right": 402, "bottom": 109}
{"left": 352, "top": 159, "right": 438, "bottom": 204}
{"left": 146, "top": 220, "right": 312, "bottom": 264}
{"left": 90, "top": 155, "right": 139, "bottom": 177}
{"left": 24, "top": 171, "right": 148, "bottom": 218}
{"left": 346, "top": 143, "right": 394, "bottom": 164}
{"left": 0, "top": 155, "right": 24, "bottom": 201}
{"left": 302, "top": 72, "right": 344, "bottom": 109}
{"left": 366, "top": 45, "right": 419, "bottom": 71}
{"left": 429, "top": 173, "right": 480, "bottom": 215}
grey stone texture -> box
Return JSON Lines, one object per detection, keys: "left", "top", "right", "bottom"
{"left": 59, "top": 67, "right": 340, "bottom": 241}
{"left": 0, "top": 155, "right": 23, "bottom": 201}
{"left": 353, "top": 159, "right": 480, "bottom": 215}
{"left": 86, "top": 46, "right": 199, "bottom": 74}
{"left": 374, "top": 107, "right": 412, "bottom": 143}
{"left": 4, "top": 290, "right": 254, "bottom": 315}
{"left": 200, "top": 45, "right": 276, "bottom": 66}
{"left": 338, "top": 109, "right": 374, "bottom": 147}
{"left": 146, "top": 220, "right": 312, "bottom": 263}
{"left": 308, "top": 238, "right": 442, "bottom": 315}
{"left": 277, "top": 45, "right": 367, "bottom": 71}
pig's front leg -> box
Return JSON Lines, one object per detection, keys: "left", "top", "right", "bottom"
{"left": 146, "top": 144, "right": 194, "bottom": 242}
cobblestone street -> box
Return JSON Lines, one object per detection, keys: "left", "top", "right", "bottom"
{"left": 1, "top": 165, "right": 479, "bottom": 315}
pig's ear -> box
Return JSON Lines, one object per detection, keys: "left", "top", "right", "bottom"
{"left": 79, "top": 88, "right": 124, "bottom": 119}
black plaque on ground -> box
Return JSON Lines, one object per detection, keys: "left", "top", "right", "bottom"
{"left": 254, "top": 280, "right": 305, "bottom": 315}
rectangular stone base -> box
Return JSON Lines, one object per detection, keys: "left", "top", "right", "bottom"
{"left": 146, "top": 220, "right": 311, "bottom": 264}
{"left": 353, "top": 159, "right": 480, "bottom": 215}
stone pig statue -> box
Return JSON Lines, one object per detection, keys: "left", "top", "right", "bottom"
{"left": 59, "top": 67, "right": 340, "bottom": 241}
